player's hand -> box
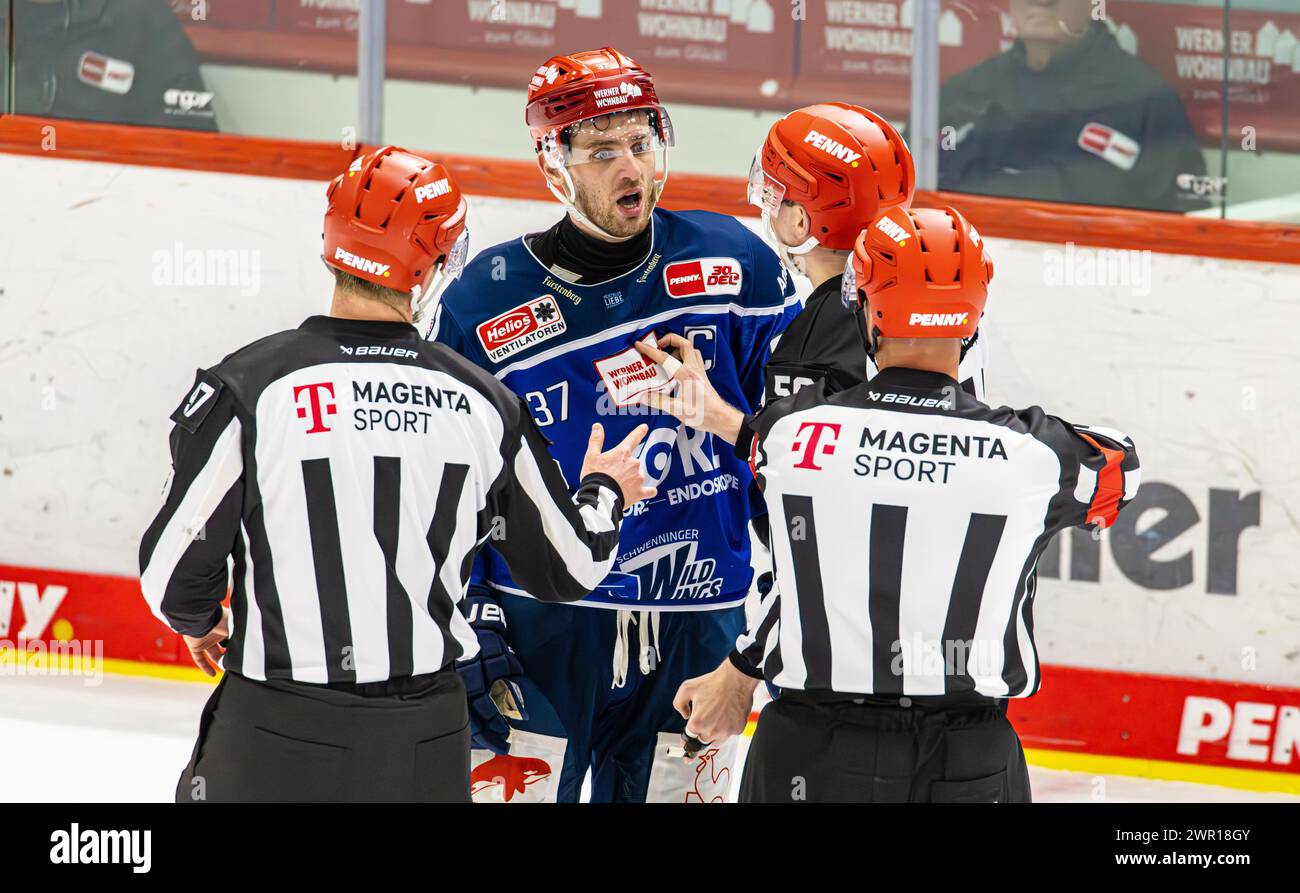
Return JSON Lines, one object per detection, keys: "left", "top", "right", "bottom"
{"left": 673, "top": 659, "right": 760, "bottom": 749}
{"left": 632, "top": 334, "right": 745, "bottom": 444}
{"left": 183, "top": 606, "right": 230, "bottom": 677}
{"left": 580, "top": 422, "right": 657, "bottom": 506}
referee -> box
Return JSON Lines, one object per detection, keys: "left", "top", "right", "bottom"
{"left": 635, "top": 205, "right": 1139, "bottom": 802}
{"left": 139, "top": 146, "right": 654, "bottom": 803}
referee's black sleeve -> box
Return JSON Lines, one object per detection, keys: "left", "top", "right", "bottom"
{"left": 485, "top": 401, "right": 625, "bottom": 603}
{"left": 139, "top": 370, "right": 243, "bottom": 637}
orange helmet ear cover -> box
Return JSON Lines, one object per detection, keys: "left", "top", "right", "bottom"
{"left": 850, "top": 205, "right": 992, "bottom": 340}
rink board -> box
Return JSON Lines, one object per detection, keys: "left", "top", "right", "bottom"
{"left": 1, "top": 558, "right": 1297, "bottom": 792}
{"left": 1, "top": 155, "right": 1298, "bottom": 791}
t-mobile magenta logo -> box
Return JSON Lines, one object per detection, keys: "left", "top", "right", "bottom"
{"left": 791, "top": 421, "right": 841, "bottom": 471}
{"left": 293, "top": 382, "right": 336, "bottom": 434}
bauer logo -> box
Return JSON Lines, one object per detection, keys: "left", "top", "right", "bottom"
{"left": 663, "top": 258, "right": 743, "bottom": 299}
{"left": 476, "top": 296, "right": 567, "bottom": 363}
{"left": 77, "top": 52, "right": 135, "bottom": 95}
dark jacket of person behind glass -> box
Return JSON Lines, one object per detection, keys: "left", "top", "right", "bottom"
{"left": 936, "top": 2, "right": 1206, "bottom": 213}
{"left": 14, "top": 0, "right": 218, "bottom": 131}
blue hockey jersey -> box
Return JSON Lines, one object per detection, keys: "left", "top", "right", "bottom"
{"left": 430, "top": 207, "right": 800, "bottom": 610}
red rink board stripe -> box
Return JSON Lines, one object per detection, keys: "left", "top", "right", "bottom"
{"left": 1, "top": 563, "right": 1297, "bottom": 781}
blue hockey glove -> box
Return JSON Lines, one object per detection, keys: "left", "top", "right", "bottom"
{"left": 455, "top": 589, "right": 528, "bottom": 755}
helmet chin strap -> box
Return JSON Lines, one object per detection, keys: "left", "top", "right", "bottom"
{"left": 410, "top": 259, "right": 455, "bottom": 325}
{"left": 850, "top": 302, "right": 880, "bottom": 363}
{"left": 762, "top": 211, "right": 819, "bottom": 278}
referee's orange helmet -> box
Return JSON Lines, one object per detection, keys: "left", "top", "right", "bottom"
{"left": 323, "top": 145, "right": 469, "bottom": 322}
{"left": 842, "top": 206, "right": 993, "bottom": 341}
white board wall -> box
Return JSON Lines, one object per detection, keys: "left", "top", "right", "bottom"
{"left": 1, "top": 152, "right": 1296, "bottom": 685}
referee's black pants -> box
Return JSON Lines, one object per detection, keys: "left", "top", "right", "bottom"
{"left": 176, "top": 669, "right": 471, "bottom": 803}
{"left": 739, "top": 693, "right": 1031, "bottom": 803}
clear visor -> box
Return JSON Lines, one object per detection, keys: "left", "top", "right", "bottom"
{"left": 840, "top": 251, "right": 858, "bottom": 310}
{"left": 747, "top": 151, "right": 786, "bottom": 217}
{"left": 442, "top": 226, "right": 470, "bottom": 282}
{"left": 547, "top": 108, "right": 674, "bottom": 168}
{"left": 413, "top": 226, "right": 470, "bottom": 324}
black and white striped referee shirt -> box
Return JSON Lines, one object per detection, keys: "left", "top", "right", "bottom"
{"left": 729, "top": 366, "right": 1139, "bottom": 699}
{"left": 140, "top": 315, "right": 625, "bottom": 685}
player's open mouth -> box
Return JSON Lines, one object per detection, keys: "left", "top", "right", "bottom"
{"left": 615, "top": 189, "right": 644, "bottom": 218}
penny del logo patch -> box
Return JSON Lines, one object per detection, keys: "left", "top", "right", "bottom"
{"left": 663, "top": 257, "right": 743, "bottom": 299}
{"left": 476, "top": 296, "right": 567, "bottom": 363}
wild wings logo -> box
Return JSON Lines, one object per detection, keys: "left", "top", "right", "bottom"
{"left": 619, "top": 536, "right": 723, "bottom": 601}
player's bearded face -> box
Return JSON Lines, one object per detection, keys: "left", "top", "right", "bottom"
{"left": 564, "top": 115, "right": 660, "bottom": 239}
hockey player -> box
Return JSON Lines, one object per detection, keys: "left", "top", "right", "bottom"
{"left": 635, "top": 206, "right": 1140, "bottom": 801}
{"left": 429, "top": 47, "right": 799, "bottom": 802}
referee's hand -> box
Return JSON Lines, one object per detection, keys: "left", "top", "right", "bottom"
{"left": 183, "top": 606, "right": 231, "bottom": 677}
{"left": 580, "top": 422, "right": 657, "bottom": 506}
{"left": 673, "top": 659, "right": 760, "bottom": 748}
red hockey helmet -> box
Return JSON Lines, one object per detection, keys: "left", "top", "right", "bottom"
{"left": 842, "top": 206, "right": 993, "bottom": 341}
{"left": 323, "top": 145, "right": 469, "bottom": 323}
{"left": 524, "top": 47, "right": 674, "bottom": 219}
{"left": 749, "top": 102, "right": 915, "bottom": 265}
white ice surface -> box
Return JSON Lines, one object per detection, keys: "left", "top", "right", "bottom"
{"left": 1, "top": 673, "right": 1296, "bottom": 803}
